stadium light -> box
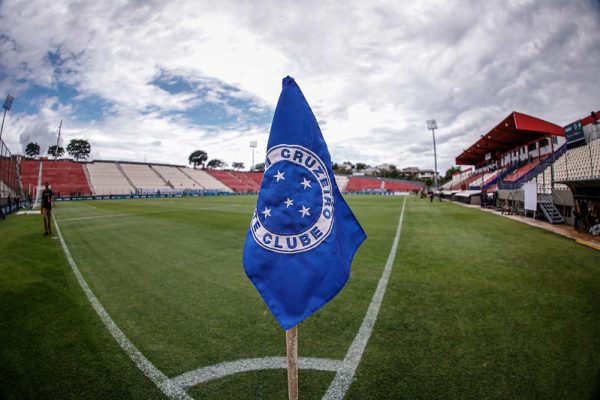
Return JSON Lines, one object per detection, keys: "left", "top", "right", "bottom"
{"left": 250, "top": 140, "right": 257, "bottom": 171}
{"left": 426, "top": 119, "right": 439, "bottom": 190}
{"left": 0, "top": 94, "right": 14, "bottom": 143}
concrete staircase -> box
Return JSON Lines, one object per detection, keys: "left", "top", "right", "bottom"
{"left": 82, "top": 163, "right": 97, "bottom": 195}
{"left": 115, "top": 162, "right": 138, "bottom": 192}
{"left": 149, "top": 165, "right": 173, "bottom": 189}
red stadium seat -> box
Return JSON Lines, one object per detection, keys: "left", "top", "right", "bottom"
{"left": 21, "top": 160, "right": 92, "bottom": 197}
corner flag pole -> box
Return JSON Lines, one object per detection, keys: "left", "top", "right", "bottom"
{"left": 286, "top": 326, "right": 298, "bottom": 400}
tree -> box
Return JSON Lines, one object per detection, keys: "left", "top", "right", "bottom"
{"left": 188, "top": 150, "right": 208, "bottom": 169}
{"left": 355, "top": 162, "right": 367, "bottom": 170}
{"left": 232, "top": 162, "right": 245, "bottom": 171}
{"left": 25, "top": 142, "right": 41, "bottom": 158}
{"left": 47, "top": 145, "right": 65, "bottom": 158}
{"left": 254, "top": 162, "right": 265, "bottom": 172}
{"left": 207, "top": 159, "right": 226, "bottom": 169}
{"left": 332, "top": 162, "right": 339, "bottom": 171}
{"left": 425, "top": 178, "right": 433, "bottom": 187}
{"left": 66, "top": 139, "right": 91, "bottom": 161}
{"left": 445, "top": 166, "right": 461, "bottom": 180}
{"left": 379, "top": 165, "right": 399, "bottom": 179}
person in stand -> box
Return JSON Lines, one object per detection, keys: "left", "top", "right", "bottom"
{"left": 589, "top": 202, "right": 598, "bottom": 225}
{"left": 41, "top": 182, "right": 54, "bottom": 236}
{"left": 574, "top": 200, "right": 582, "bottom": 232}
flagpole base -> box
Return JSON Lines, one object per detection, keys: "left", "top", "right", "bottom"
{"left": 286, "top": 326, "right": 298, "bottom": 400}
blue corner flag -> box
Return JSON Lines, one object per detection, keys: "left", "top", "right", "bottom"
{"left": 243, "top": 76, "right": 366, "bottom": 330}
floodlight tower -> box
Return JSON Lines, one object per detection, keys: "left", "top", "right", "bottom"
{"left": 0, "top": 95, "right": 14, "bottom": 143}
{"left": 426, "top": 119, "right": 439, "bottom": 190}
{"left": 54, "top": 119, "right": 63, "bottom": 160}
{"left": 250, "top": 140, "right": 257, "bottom": 171}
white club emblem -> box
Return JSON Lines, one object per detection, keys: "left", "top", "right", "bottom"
{"left": 249, "top": 144, "right": 335, "bottom": 254}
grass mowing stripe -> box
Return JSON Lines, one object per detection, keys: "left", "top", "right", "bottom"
{"left": 52, "top": 215, "right": 192, "bottom": 400}
{"left": 56, "top": 204, "right": 240, "bottom": 222}
{"left": 171, "top": 357, "right": 342, "bottom": 389}
{"left": 324, "top": 196, "right": 408, "bottom": 400}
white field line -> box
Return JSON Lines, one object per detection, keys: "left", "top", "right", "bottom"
{"left": 55, "top": 204, "right": 240, "bottom": 222}
{"left": 52, "top": 217, "right": 193, "bottom": 400}
{"left": 170, "top": 357, "right": 342, "bottom": 389}
{"left": 323, "top": 196, "right": 407, "bottom": 400}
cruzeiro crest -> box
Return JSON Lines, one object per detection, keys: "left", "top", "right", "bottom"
{"left": 250, "top": 144, "right": 335, "bottom": 254}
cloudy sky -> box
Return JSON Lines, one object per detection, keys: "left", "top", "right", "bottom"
{"left": 1, "top": 0, "right": 599, "bottom": 172}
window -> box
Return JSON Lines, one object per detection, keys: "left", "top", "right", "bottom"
{"left": 528, "top": 143, "right": 537, "bottom": 152}
{"left": 539, "top": 138, "right": 549, "bottom": 147}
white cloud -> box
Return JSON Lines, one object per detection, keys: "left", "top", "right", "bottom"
{"left": 1, "top": 0, "right": 599, "bottom": 172}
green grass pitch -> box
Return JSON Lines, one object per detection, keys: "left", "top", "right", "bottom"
{"left": 1, "top": 195, "right": 599, "bottom": 399}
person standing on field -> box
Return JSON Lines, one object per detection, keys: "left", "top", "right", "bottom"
{"left": 41, "top": 182, "right": 54, "bottom": 236}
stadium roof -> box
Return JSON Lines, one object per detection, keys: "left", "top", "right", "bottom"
{"left": 456, "top": 111, "right": 564, "bottom": 166}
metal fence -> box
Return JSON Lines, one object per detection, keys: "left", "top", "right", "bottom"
{"left": 0, "top": 138, "right": 19, "bottom": 204}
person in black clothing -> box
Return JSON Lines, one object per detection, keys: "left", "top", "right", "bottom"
{"left": 41, "top": 182, "right": 54, "bottom": 236}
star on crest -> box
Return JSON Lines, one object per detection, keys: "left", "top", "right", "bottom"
{"left": 298, "top": 205, "right": 310, "bottom": 218}
{"left": 284, "top": 198, "right": 294, "bottom": 208}
{"left": 300, "top": 177, "right": 311, "bottom": 189}
{"left": 274, "top": 170, "right": 285, "bottom": 182}
{"left": 261, "top": 206, "right": 272, "bottom": 218}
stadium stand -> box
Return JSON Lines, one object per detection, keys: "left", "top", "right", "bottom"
{"left": 0, "top": 140, "right": 19, "bottom": 202}
{"left": 345, "top": 176, "right": 384, "bottom": 192}
{"left": 343, "top": 176, "right": 423, "bottom": 193}
{"left": 20, "top": 159, "right": 41, "bottom": 198}
{"left": 458, "top": 172, "right": 484, "bottom": 190}
{"left": 504, "top": 159, "right": 541, "bottom": 181}
{"left": 119, "top": 163, "right": 172, "bottom": 193}
{"left": 483, "top": 170, "right": 500, "bottom": 186}
{"left": 229, "top": 171, "right": 261, "bottom": 192}
{"left": 183, "top": 168, "right": 233, "bottom": 192}
{"left": 383, "top": 180, "right": 423, "bottom": 192}
{"left": 532, "top": 137, "right": 600, "bottom": 193}
{"left": 206, "top": 170, "right": 257, "bottom": 193}
{"left": 153, "top": 165, "right": 200, "bottom": 190}
{"left": 451, "top": 109, "right": 600, "bottom": 229}
{"left": 86, "top": 162, "right": 135, "bottom": 195}
{"left": 334, "top": 175, "right": 349, "bottom": 192}
{"left": 442, "top": 169, "right": 468, "bottom": 190}
{"left": 42, "top": 160, "right": 92, "bottom": 197}
{"left": 245, "top": 172, "right": 263, "bottom": 187}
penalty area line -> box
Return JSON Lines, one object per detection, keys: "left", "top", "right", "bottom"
{"left": 323, "top": 196, "right": 408, "bottom": 400}
{"left": 52, "top": 216, "right": 192, "bottom": 400}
